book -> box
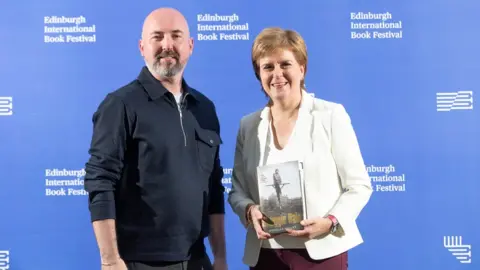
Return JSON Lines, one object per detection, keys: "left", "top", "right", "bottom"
{"left": 256, "top": 160, "right": 306, "bottom": 235}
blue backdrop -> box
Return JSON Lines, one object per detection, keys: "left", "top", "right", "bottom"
{"left": 0, "top": 0, "right": 478, "bottom": 269}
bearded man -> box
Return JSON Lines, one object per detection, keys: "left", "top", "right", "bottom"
{"left": 83, "top": 7, "right": 227, "bottom": 270}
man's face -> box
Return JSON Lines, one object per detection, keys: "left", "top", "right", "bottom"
{"left": 140, "top": 15, "right": 193, "bottom": 79}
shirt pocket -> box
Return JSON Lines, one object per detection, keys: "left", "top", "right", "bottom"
{"left": 195, "top": 127, "right": 221, "bottom": 173}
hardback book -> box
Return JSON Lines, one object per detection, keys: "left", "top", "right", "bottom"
{"left": 256, "top": 160, "right": 306, "bottom": 235}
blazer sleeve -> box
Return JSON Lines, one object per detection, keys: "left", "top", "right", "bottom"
{"left": 327, "top": 104, "right": 373, "bottom": 232}
{"left": 227, "top": 118, "right": 255, "bottom": 228}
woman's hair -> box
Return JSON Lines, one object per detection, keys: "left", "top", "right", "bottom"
{"left": 251, "top": 27, "right": 308, "bottom": 93}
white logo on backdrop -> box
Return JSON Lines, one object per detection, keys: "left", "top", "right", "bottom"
{"left": 444, "top": 236, "right": 472, "bottom": 264}
{"left": 0, "top": 97, "right": 13, "bottom": 116}
{"left": 0, "top": 250, "right": 10, "bottom": 270}
{"left": 436, "top": 91, "right": 473, "bottom": 111}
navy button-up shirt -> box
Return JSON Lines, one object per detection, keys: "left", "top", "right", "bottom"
{"left": 84, "top": 66, "right": 225, "bottom": 262}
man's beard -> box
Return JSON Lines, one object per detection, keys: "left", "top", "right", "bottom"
{"left": 147, "top": 50, "right": 184, "bottom": 78}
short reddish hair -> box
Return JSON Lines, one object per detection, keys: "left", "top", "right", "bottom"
{"left": 251, "top": 27, "right": 308, "bottom": 90}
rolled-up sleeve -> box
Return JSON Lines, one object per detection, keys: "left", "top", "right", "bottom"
{"left": 208, "top": 109, "right": 225, "bottom": 215}
{"left": 84, "top": 94, "right": 132, "bottom": 222}
{"left": 327, "top": 104, "right": 373, "bottom": 231}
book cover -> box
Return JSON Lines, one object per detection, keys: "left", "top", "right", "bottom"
{"left": 256, "top": 160, "right": 306, "bottom": 235}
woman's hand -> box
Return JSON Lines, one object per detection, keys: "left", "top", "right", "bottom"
{"left": 248, "top": 205, "right": 272, "bottom": 240}
{"left": 285, "top": 217, "right": 333, "bottom": 239}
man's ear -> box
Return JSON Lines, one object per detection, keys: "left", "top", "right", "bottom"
{"left": 139, "top": 39, "right": 144, "bottom": 57}
{"left": 189, "top": 37, "right": 194, "bottom": 55}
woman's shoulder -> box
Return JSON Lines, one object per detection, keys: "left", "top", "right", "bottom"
{"left": 306, "top": 93, "right": 351, "bottom": 124}
{"left": 238, "top": 108, "right": 264, "bottom": 128}
{"left": 310, "top": 95, "right": 344, "bottom": 113}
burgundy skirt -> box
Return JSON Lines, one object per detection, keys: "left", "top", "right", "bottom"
{"left": 250, "top": 248, "right": 348, "bottom": 270}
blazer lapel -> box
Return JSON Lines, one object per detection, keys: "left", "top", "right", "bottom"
{"left": 256, "top": 107, "right": 270, "bottom": 167}
{"left": 241, "top": 108, "right": 268, "bottom": 204}
{"left": 297, "top": 91, "right": 315, "bottom": 155}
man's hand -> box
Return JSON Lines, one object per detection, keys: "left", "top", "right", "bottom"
{"left": 212, "top": 257, "right": 228, "bottom": 270}
{"left": 101, "top": 258, "right": 128, "bottom": 270}
{"left": 208, "top": 214, "right": 227, "bottom": 270}
{"left": 285, "top": 217, "right": 332, "bottom": 239}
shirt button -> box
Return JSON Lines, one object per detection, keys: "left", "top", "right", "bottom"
{"left": 209, "top": 139, "right": 214, "bottom": 144}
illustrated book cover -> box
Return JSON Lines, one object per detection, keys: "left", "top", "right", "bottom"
{"left": 256, "top": 160, "right": 306, "bottom": 235}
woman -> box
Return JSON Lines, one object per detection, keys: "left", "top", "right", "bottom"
{"left": 227, "top": 27, "right": 373, "bottom": 270}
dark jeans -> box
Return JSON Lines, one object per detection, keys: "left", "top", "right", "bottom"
{"left": 251, "top": 248, "right": 348, "bottom": 270}
{"left": 126, "top": 252, "right": 213, "bottom": 270}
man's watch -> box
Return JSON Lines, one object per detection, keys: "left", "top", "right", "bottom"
{"left": 327, "top": 215, "right": 339, "bottom": 233}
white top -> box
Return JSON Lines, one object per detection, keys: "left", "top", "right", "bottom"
{"left": 261, "top": 117, "right": 312, "bottom": 249}
{"left": 173, "top": 91, "right": 183, "bottom": 107}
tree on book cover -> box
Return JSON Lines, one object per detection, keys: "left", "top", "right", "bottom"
{"left": 257, "top": 160, "right": 306, "bottom": 235}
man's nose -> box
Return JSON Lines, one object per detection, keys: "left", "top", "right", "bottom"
{"left": 160, "top": 35, "right": 174, "bottom": 50}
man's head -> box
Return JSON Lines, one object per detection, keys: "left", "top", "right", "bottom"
{"left": 139, "top": 8, "right": 194, "bottom": 81}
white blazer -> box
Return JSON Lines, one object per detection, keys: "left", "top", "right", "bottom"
{"left": 227, "top": 91, "right": 373, "bottom": 267}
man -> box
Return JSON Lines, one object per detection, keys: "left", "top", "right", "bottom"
{"left": 84, "top": 7, "right": 227, "bottom": 270}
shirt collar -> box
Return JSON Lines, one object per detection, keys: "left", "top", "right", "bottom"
{"left": 137, "top": 66, "right": 199, "bottom": 101}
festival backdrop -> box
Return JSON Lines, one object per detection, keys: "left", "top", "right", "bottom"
{"left": 0, "top": 0, "right": 478, "bottom": 269}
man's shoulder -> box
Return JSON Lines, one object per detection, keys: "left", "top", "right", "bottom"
{"left": 94, "top": 79, "right": 149, "bottom": 114}
{"left": 188, "top": 87, "right": 216, "bottom": 109}
{"left": 107, "top": 79, "right": 144, "bottom": 101}
{"left": 91, "top": 80, "right": 143, "bottom": 113}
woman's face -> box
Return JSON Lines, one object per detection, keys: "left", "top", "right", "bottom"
{"left": 257, "top": 49, "right": 305, "bottom": 101}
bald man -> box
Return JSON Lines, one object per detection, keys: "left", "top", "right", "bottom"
{"left": 84, "top": 7, "right": 227, "bottom": 270}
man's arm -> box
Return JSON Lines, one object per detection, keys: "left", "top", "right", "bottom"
{"left": 207, "top": 106, "right": 227, "bottom": 262}
{"left": 208, "top": 149, "right": 226, "bottom": 261}
{"left": 84, "top": 94, "right": 132, "bottom": 265}
{"left": 209, "top": 214, "right": 226, "bottom": 260}
{"left": 92, "top": 219, "right": 121, "bottom": 265}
